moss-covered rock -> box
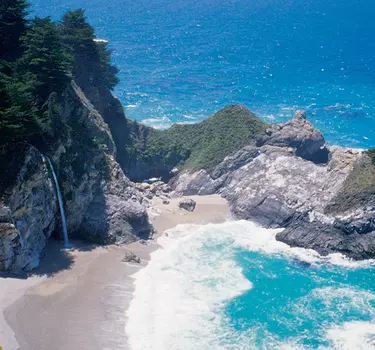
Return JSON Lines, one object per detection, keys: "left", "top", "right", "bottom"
{"left": 326, "top": 153, "right": 375, "bottom": 214}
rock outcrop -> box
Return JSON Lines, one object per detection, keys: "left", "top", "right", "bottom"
{"left": 0, "top": 143, "right": 57, "bottom": 271}
{"left": 171, "top": 110, "right": 375, "bottom": 260}
{"left": 256, "top": 110, "right": 329, "bottom": 163}
{"left": 0, "top": 83, "right": 152, "bottom": 272}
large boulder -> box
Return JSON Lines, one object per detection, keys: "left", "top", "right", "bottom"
{"left": 179, "top": 198, "right": 197, "bottom": 212}
{"left": 258, "top": 110, "right": 329, "bottom": 163}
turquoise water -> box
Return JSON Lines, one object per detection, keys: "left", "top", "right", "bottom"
{"left": 126, "top": 221, "right": 375, "bottom": 350}
{"left": 30, "top": 0, "right": 375, "bottom": 148}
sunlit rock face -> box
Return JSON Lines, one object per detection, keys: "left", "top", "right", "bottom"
{"left": 171, "top": 110, "right": 375, "bottom": 260}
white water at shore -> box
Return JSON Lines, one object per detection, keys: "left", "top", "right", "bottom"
{"left": 126, "top": 220, "right": 375, "bottom": 350}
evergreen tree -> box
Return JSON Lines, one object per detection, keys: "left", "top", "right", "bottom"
{"left": 0, "top": 60, "right": 40, "bottom": 144}
{"left": 95, "top": 40, "right": 119, "bottom": 89}
{"left": 0, "top": 0, "right": 29, "bottom": 61}
{"left": 60, "top": 9, "right": 118, "bottom": 91}
{"left": 18, "top": 17, "right": 71, "bottom": 106}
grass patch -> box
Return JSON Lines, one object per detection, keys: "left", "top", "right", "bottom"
{"left": 138, "top": 105, "right": 267, "bottom": 171}
{"left": 326, "top": 152, "right": 375, "bottom": 214}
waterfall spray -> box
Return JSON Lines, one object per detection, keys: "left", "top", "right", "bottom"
{"left": 45, "top": 156, "right": 71, "bottom": 248}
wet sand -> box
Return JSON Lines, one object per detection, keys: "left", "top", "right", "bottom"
{"left": 0, "top": 194, "right": 230, "bottom": 350}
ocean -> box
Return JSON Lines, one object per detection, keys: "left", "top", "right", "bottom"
{"left": 30, "top": 0, "right": 375, "bottom": 148}
{"left": 29, "top": 0, "right": 375, "bottom": 348}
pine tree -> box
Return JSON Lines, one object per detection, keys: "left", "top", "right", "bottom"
{"left": 0, "top": 60, "right": 40, "bottom": 144}
{"left": 60, "top": 9, "right": 118, "bottom": 91}
{"left": 0, "top": 0, "right": 29, "bottom": 61}
{"left": 95, "top": 40, "right": 119, "bottom": 90}
{"left": 18, "top": 17, "right": 72, "bottom": 106}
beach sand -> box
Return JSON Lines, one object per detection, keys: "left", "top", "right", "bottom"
{"left": 0, "top": 194, "right": 230, "bottom": 350}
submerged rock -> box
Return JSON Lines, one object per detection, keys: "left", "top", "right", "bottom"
{"left": 179, "top": 199, "right": 196, "bottom": 212}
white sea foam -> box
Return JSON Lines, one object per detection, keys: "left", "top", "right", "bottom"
{"left": 141, "top": 116, "right": 172, "bottom": 129}
{"left": 183, "top": 114, "right": 197, "bottom": 120}
{"left": 126, "top": 220, "right": 375, "bottom": 350}
{"left": 126, "top": 222, "right": 252, "bottom": 350}
{"left": 327, "top": 321, "right": 375, "bottom": 349}
{"left": 125, "top": 103, "right": 139, "bottom": 108}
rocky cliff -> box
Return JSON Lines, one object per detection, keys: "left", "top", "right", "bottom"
{"left": 170, "top": 109, "right": 375, "bottom": 260}
{"left": 0, "top": 82, "right": 152, "bottom": 272}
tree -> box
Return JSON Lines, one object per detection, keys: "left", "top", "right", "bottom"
{"left": 18, "top": 17, "right": 71, "bottom": 106}
{"left": 0, "top": 60, "right": 41, "bottom": 144}
{"left": 59, "top": 9, "right": 118, "bottom": 91}
{"left": 0, "top": 0, "right": 29, "bottom": 61}
{"left": 95, "top": 40, "right": 119, "bottom": 90}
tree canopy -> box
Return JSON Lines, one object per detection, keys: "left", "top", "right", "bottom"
{"left": 18, "top": 17, "right": 72, "bottom": 105}
{"left": 0, "top": 0, "right": 29, "bottom": 61}
{"left": 60, "top": 9, "right": 119, "bottom": 91}
{"left": 0, "top": 3, "right": 119, "bottom": 146}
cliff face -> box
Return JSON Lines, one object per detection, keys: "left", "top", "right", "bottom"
{"left": 170, "top": 110, "right": 375, "bottom": 260}
{"left": 0, "top": 82, "right": 152, "bottom": 272}
{"left": 0, "top": 144, "right": 57, "bottom": 271}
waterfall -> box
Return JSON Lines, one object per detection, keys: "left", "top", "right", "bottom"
{"left": 45, "top": 156, "right": 71, "bottom": 248}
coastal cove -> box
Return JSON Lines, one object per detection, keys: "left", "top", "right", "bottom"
{"left": 0, "top": 195, "right": 230, "bottom": 350}
{"left": 2, "top": 0, "right": 375, "bottom": 349}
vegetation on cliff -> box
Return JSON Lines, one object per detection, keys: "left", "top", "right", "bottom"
{"left": 326, "top": 152, "right": 375, "bottom": 214}
{"left": 132, "top": 104, "right": 267, "bottom": 172}
{"left": 0, "top": 1, "right": 268, "bottom": 182}
{"left": 0, "top": 2, "right": 117, "bottom": 146}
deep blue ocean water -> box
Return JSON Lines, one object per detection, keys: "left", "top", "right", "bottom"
{"left": 31, "top": 0, "right": 375, "bottom": 148}
{"left": 29, "top": 1, "right": 375, "bottom": 348}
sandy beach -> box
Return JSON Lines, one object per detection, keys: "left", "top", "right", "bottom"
{"left": 0, "top": 194, "right": 230, "bottom": 350}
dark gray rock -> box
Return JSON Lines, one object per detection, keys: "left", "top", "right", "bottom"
{"left": 122, "top": 251, "right": 141, "bottom": 263}
{"left": 179, "top": 198, "right": 197, "bottom": 212}
{"left": 258, "top": 110, "right": 329, "bottom": 163}
{"left": 276, "top": 213, "right": 375, "bottom": 260}
{"left": 211, "top": 145, "right": 260, "bottom": 179}
{"left": 0, "top": 144, "right": 57, "bottom": 272}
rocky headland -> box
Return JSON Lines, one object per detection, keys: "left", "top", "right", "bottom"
{"left": 169, "top": 107, "right": 375, "bottom": 260}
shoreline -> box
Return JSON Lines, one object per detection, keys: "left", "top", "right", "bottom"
{"left": 0, "top": 194, "right": 230, "bottom": 350}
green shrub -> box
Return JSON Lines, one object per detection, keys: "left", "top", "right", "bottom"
{"left": 138, "top": 104, "right": 267, "bottom": 171}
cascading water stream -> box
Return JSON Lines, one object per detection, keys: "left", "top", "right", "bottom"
{"left": 45, "top": 156, "right": 71, "bottom": 248}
